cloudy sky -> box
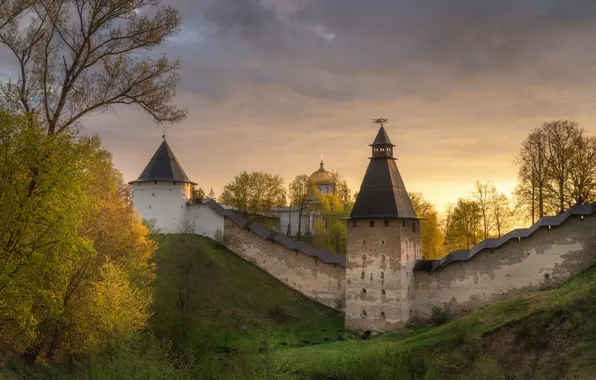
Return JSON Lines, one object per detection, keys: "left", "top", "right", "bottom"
{"left": 7, "top": 0, "right": 596, "bottom": 210}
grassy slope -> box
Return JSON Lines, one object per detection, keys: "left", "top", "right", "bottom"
{"left": 279, "top": 265, "right": 596, "bottom": 379}
{"left": 151, "top": 234, "right": 346, "bottom": 349}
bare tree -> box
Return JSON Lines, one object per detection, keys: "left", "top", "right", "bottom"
{"left": 543, "top": 120, "right": 581, "bottom": 214}
{"left": 0, "top": 0, "right": 34, "bottom": 29}
{"left": 0, "top": 0, "right": 185, "bottom": 135}
{"left": 490, "top": 188, "right": 512, "bottom": 238}
{"left": 473, "top": 180, "right": 492, "bottom": 239}
{"left": 567, "top": 135, "right": 596, "bottom": 206}
{"left": 515, "top": 128, "right": 548, "bottom": 223}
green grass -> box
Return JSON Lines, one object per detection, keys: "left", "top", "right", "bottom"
{"left": 151, "top": 234, "right": 347, "bottom": 351}
{"left": 276, "top": 265, "right": 596, "bottom": 379}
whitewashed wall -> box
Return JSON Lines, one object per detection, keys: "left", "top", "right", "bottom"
{"left": 131, "top": 181, "right": 192, "bottom": 233}
{"left": 184, "top": 203, "right": 224, "bottom": 239}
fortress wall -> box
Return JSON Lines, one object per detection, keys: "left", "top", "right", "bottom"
{"left": 223, "top": 219, "right": 346, "bottom": 310}
{"left": 412, "top": 214, "right": 596, "bottom": 321}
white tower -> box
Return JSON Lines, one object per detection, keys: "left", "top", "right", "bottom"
{"left": 129, "top": 139, "right": 196, "bottom": 233}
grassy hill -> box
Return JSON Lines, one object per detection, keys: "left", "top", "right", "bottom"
{"left": 277, "top": 265, "right": 596, "bottom": 379}
{"left": 150, "top": 234, "right": 346, "bottom": 351}
{"left": 3, "top": 234, "right": 596, "bottom": 379}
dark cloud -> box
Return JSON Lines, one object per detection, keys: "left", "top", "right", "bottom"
{"left": 4, "top": 0, "right": 596, "bottom": 209}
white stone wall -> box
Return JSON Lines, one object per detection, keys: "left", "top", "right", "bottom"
{"left": 131, "top": 181, "right": 192, "bottom": 233}
{"left": 184, "top": 203, "right": 225, "bottom": 239}
{"left": 412, "top": 214, "right": 596, "bottom": 321}
{"left": 273, "top": 207, "right": 313, "bottom": 237}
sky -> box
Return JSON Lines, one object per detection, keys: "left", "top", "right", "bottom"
{"left": 5, "top": 0, "right": 596, "bottom": 211}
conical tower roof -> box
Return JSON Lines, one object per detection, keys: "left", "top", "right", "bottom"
{"left": 370, "top": 126, "right": 394, "bottom": 146}
{"left": 350, "top": 126, "right": 417, "bottom": 219}
{"left": 129, "top": 140, "right": 196, "bottom": 185}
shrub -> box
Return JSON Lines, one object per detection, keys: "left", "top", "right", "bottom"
{"left": 431, "top": 306, "right": 451, "bottom": 326}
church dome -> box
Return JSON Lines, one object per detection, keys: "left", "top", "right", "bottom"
{"left": 309, "top": 159, "right": 334, "bottom": 185}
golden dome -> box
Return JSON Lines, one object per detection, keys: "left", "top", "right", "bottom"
{"left": 309, "top": 160, "right": 334, "bottom": 185}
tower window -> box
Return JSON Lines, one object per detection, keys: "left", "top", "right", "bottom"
{"left": 412, "top": 221, "right": 416, "bottom": 233}
{"left": 361, "top": 288, "right": 366, "bottom": 295}
{"left": 361, "top": 310, "right": 367, "bottom": 317}
{"left": 369, "top": 220, "right": 374, "bottom": 227}
{"left": 384, "top": 220, "right": 389, "bottom": 227}
{"left": 380, "top": 312, "right": 386, "bottom": 318}
{"left": 152, "top": 193, "right": 155, "bottom": 197}
{"left": 154, "top": 180, "right": 157, "bottom": 185}
{"left": 148, "top": 205, "right": 151, "bottom": 209}
{"left": 173, "top": 181, "right": 176, "bottom": 185}
{"left": 352, "top": 220, "right": 357, "bottom": 227}
{"left": 362, "top": 255, "right": 366, "bottom": 261}
{"left": 381, "top": 240, "right": 384, "bottom": 245}
{"left": 381, "top": 289, "right": 386, "bottom": 295}
{"left": 361, "top": 271, "right": 365, "bottom": 279}
{"left": 363, "top": 240, "right": 366, "bottom": 245}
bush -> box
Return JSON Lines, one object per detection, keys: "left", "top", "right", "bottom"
{"left": 431, "top": 306, "right": 451, "bottom": 326}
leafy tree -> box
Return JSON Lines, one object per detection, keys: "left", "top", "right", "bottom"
{"left": 445, "top": 198, "right": 482, "bottom": 250}
{"left": 0, "top": 105, "right": 155, "bottom": 361}
{"left": 0, "top": 0, "right": 185, "bottom": 135}
{"left": 219, "top": 171, "right": 286, "bottom": 216}
{"left": 289, "top": 174, "right": 315, "bottom": 239}
{"left": 311, "top": 192, "right": 348, "bottom": 255}
{"left": 330, "top": 170, "right": 353, "bottom": 210}
{"left": 409, "top": 192, "right": 444, "bottom": 259}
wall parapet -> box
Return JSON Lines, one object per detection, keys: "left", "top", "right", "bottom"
{"left": 201, "top": 199, "right": 346, "bottom": 267}
{"left": 415, "top": 203, "right": 596, "bottom": 272}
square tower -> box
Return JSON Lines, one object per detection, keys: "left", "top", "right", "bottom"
{"left": 345, "top": 124, "right": 421, "bottom": 331}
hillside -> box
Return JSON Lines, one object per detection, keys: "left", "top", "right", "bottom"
{"left": 151, "top": 234, "right": 346, "bottom": 351}
{"left": 278, "top": 265, "right": 596, "bottom": 379}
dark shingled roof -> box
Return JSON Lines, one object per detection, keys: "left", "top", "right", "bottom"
{"left": 415, "top": 202, "right": 596, "bottom": 272}
{"left": 370, "top": 126, "right": 394, "bottom": 146}
{"left": 129, "top": 140, "right": 196, "bottom": 185}
{"left": 350, "top": 126, "right": 417, "bottom": 220}
{"left": 200, "top": 199, "right": 346, "bottom": 267}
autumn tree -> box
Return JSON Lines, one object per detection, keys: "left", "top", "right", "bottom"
{"left": 219, "top": 171, "right": 286, "bottom": 216}
{"left": 409, "top": 192, "right": 444, "bottom": 259}
{"left": 289, "top": 174, "right": 314, "bottom": 239}
{"left": 445, "top": 198, "right": 482, "bottom": 250}
{"left": 331, "top": 170, "right": 353, "bottom": 210}
{"left": 490, "top": 187, "right": 513, "bottom": 238}
{"left": 0, "top": 106, "right": 154, "bottom": 360}
{"left": 311, "top": 192, "right": 349, "bottom": 255}
{"left": 0, "top": 0, "right": 185, "bottom": 135}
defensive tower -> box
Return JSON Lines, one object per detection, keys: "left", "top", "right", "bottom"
{"left": 129, "top": 139, "right": 196, "bottom": 233}
{"left": 345, "top": 119, "right": 421, "bottom": 331}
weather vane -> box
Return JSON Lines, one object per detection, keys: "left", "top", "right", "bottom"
{"left": 158, "top": 124, "right": 173, "bottom": 141}
{"left": 373, "top": 117, "right": 388, "bottom": 127}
